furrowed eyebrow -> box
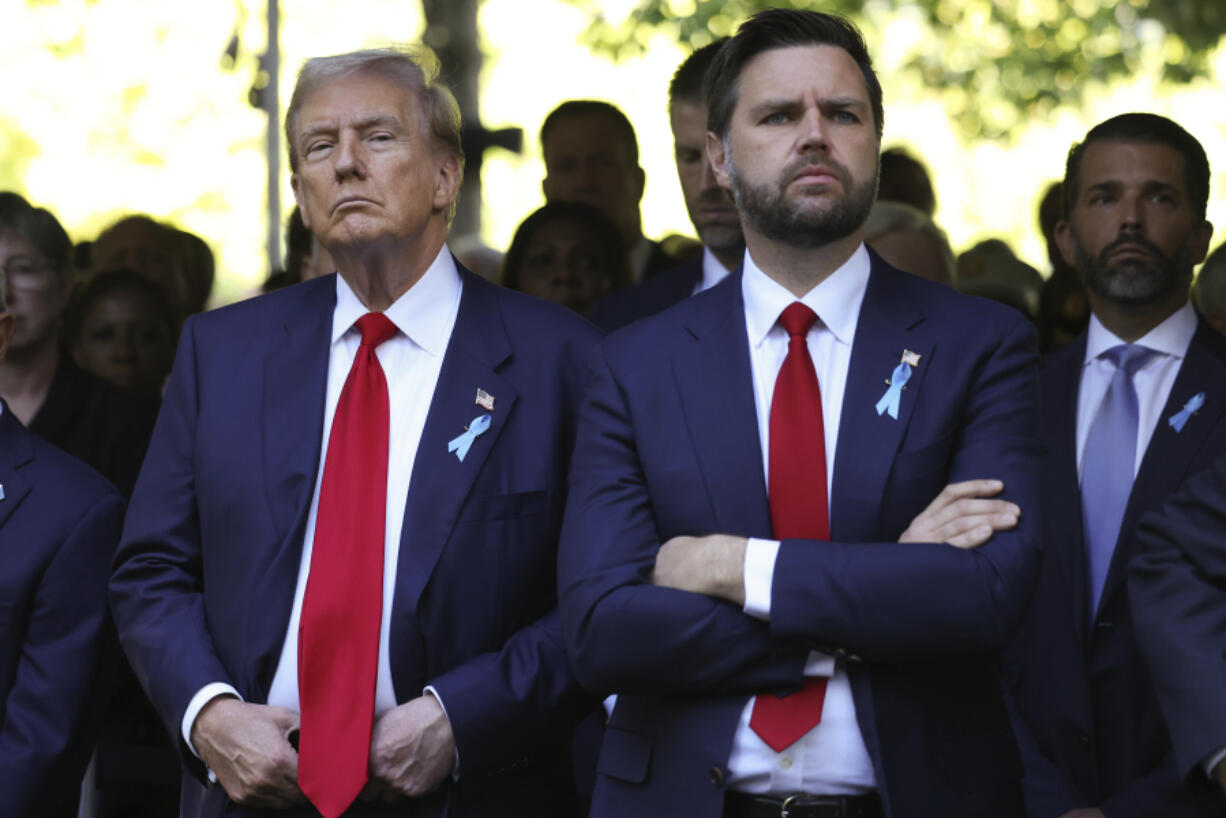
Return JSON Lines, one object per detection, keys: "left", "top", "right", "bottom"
{"left": 748, "top": 98, "right": 801, "bottom": 117}
{"left": 821, "top": 96, "right": 868, "bottom": 112}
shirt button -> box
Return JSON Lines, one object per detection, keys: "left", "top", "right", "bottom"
{"left": 781, "top": 756, "right": 793, "bottom": 769}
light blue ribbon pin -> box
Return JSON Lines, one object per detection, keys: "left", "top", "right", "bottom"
{"left": 875, "top": 361, "right": 913, "bottom": 420}
{"left": 0, "top": 484, "right": 4, "bottom": 502}
{"left": 1168, "top": 391, "right": 1205, "bottom": 433}
{"left": 448, "top": 414, "right": 491, "bottom": 462}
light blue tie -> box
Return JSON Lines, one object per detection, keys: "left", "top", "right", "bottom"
{"left": 1081, "top": 343, "right": 1154, "bottom": 620}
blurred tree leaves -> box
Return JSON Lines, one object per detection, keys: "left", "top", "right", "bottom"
{"left": 560, "top": 0, "right": 1225, "bottom": 139}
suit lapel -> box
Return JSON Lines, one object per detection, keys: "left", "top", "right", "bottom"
{"left": 670, "top": 274, "right": 772, "bottom": 537}
{"left": 391, "top": 272, "right": 517, "bottom": 678}
{"left": 251, "top": 278, "right": 334, "bottom": 694}
{"left": 831, "top": 260, "right": 931, "bottom": 541}
{"left": 1039, "top": 337, "right": 1092, "bottom": 642}
{"left": 0, "top": 405, "right": 34, "bottom": 530}
{"left": 261, "top": 278, "right": 335, "bottom": 545}
{"left": 1098, "top": 321, "right": 1226, "bottom": 610}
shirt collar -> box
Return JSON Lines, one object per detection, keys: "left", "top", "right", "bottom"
{"left": 1084, "top": 299, "right": 1197, "bottom": 366}
{"left": 698, "top": 246, "right": 733, "bottom": 293}
{"left": 332, "top": 245, "right": 462, "bottom": 357}
{"left": 742, "top": 243, "right": 871, "bottom": 348}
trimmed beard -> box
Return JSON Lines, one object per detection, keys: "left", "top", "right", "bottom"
{"left": 726, "top": 147, "right": 878, "bottom": 250}
{"left": 1072, "top": 230, "right": 1195, "bottom": 306}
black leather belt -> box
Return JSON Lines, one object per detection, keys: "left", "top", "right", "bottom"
{"left": 724, "top": 790, "right": 884, "bottom": 818}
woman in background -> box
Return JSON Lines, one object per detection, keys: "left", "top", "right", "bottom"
{"left": 502, "top": 201, "right": 630, "bottom": 318}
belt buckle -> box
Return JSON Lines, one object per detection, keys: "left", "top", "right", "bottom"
{"left": 780, "top": 793, "right": 827, "bottom": 818}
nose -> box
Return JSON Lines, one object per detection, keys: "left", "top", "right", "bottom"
{"left": 333, "top": 132, "right": 367, "bottom": 179}
{"left": 797, "top": 107, "right": 827, "bottom": 153}
{"left": 1119, "top": 192, "right": 1143, "bottom": 232}
{"left": 113, "top": 329, "right": 136, "bottom": 361}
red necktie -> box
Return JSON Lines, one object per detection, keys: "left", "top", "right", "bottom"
{"left": 749, "top": 302, "right": 830, "bottom": 753}
{"left": 298, "top": 312, "right": 397, "bottom": 817}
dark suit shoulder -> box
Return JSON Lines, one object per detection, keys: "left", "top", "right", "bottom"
{"left": 590, "top": 259, "right": 702, "bottom": 333}
{"left": 26, "top": 431, "right": 120, "bottom": 507}
{"left": 469, "top": 271, "right": 601, "bottom": 349}
{"left": 884, "top": 260, "right": 1033, "bottom": 338}
{"left": 186, "top": 274, "right": 335, "bottom": 337}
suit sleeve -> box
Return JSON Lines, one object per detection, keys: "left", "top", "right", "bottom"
{"left": 0, "top": 490, "right": 124, "bottom": 816}
{"left": 1129, "top": 453, "right": 1226, "bottom": 789}
{"left": 558, "top": 343, "right": 809, "bottom": 697}
{"left": 768, "top": 314, "right": 1043, "bottom": 660}
{"left": 108, "top": 317, "right": 237, "bottom": 779}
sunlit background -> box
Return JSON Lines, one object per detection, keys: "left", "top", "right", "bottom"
{"left": 3, "top": 0, "right": 1225, "bottom": 304}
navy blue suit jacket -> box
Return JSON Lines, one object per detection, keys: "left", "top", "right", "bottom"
{"left": 1005, "top": 320, "right": 1226, "bottom": 817}
{"left": 558, "top": 253, "right": 1043, "bottom": 818}
{"left": 590, "top": 258, "right": 701, "bottom": 333}
{"left": 1131, "top": 450, "right": 1226, "bottom": 791}
{"left": 0, "top": 402, "right": 124, "bottom": 816}
{"left": 110, "top": 268, "right": 599, "bottom": 818}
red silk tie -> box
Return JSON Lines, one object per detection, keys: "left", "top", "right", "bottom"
{"left": 750, "top": 302, "right": 830, "bottom": 753}
{"left": 298, "top": 312, "right": 397, "bottom": 818}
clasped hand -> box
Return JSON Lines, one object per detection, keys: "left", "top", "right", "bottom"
{"left": 192, "top": 693, "right": 455, "bottom": 806}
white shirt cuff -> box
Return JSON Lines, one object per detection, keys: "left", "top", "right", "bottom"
{"left": 743, "top": 537, "right": 781, "bottom": 620}
{"left": 1202, "top": 745, "right": 1226, "bottom": 779}
{"left": 182, "top": 683, "right": 242, "bottom": 784}
{"left": 423, "top": 685, "right": 461, "bottom": 780}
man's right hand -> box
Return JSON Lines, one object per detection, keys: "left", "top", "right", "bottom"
{"left": 899, "top": 479, "right": 1019, "bottom": 549}
{"left": 191, "top": 697, "right": 304, "bottom": 807}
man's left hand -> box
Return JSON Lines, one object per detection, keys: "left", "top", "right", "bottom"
{"left": 363, "top": 694, "right": 456, "bottom": 801}
{"left": 651, "top": 534, "right": 748, "bottom": 604}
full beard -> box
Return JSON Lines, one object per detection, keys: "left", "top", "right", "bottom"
{"left": 727, "top": 152, "right": 878, "bottom": 250}
{"left": 1073, "top": 231, "right": 1194, "bottom": 306}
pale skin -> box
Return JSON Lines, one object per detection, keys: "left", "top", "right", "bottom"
{"left": 191, "top": 69, "right": 461, "bottom": 805}
{"left": 651, "top": 479, "right": 1020, "bottom": 602}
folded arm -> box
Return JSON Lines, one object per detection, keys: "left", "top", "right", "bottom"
{"left": 558, "top": 346, "right": 808, "bottom": 697}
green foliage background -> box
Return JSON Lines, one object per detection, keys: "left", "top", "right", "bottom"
{"left": 562, "top": 0, "right": 1225, "bottom": 139}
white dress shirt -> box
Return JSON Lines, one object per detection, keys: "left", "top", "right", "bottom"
{"left": 1075, "top": 301, "right": 1197, "bottom": 478}
{"left": 728, "top": 244, "right": 877, "bottom": 795}
{"left": 181, "top": 247, "right": 463, "bottom": 749}
{"left": 694, "top": 246, "right": 734, "bottom": 295}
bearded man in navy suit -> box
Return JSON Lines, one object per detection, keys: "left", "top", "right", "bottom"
{"left": 558, "top": 10, "right": 1042, "bottom": 818}
{"left": 111, "top": 46, "right": 597, "bottom": 818}
{"left": 1005, "top": 114, "right": 1226, "bottom": 818}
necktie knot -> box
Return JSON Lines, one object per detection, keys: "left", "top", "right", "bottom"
{"left": 356, "top": 312, "right": 397, "bottom": 348}
{"left": 779, "top": 302, "right": 818, "bottom": 338}
{"left": 1101, "top": 343, "right": 1153, "bottom": 376}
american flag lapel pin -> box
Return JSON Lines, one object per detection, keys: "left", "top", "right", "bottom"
{"left": 475, "top": 388, "right": 495, "bottom": 412}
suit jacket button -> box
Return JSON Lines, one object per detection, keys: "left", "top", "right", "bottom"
{"left": 709, "top": 766, "right": 725, "bottom": 788}
{"left": 1078, "top": 732, "right": 1090, "bottom": 747}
